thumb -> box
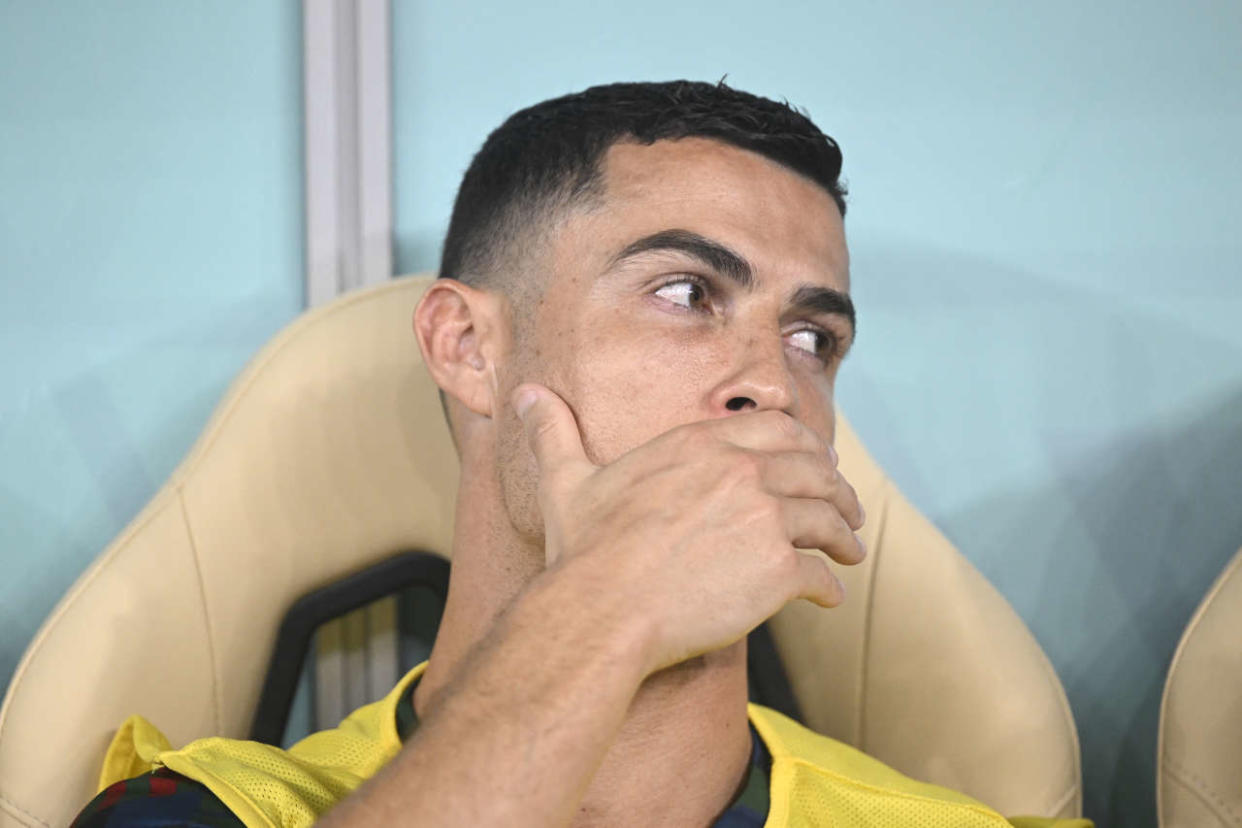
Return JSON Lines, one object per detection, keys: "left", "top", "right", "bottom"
{"left": 512, "top": 383, "right": 591, "bottom": 477}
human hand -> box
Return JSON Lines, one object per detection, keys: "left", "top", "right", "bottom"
{"left": 512, "top": 382, "right": 866, "bottom": 676}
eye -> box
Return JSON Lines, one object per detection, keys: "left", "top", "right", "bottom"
{"left": 787, "top": 328, "right": 837, "bottom": 361}
{"left": 653, "top": 278, "right": 708, "bottom": 309}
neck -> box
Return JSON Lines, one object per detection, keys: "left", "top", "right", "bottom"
{"left": 415, "top": 447, "right": 753, "bottom": 827}
{"left": 571, "top": 647, "right": 752, "bottom": 827}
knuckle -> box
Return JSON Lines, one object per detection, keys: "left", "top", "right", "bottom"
{"left": 837, "top": 469, "right": 856, "bottom": 494}
{"left": 753, "top": 409, "right": 795, "bottom": 439}
{"left": 816, "top": 454, "right": 838, "bottom": 484}
{"left": 741, "top": 492, "right": 782, "bottom": 530}
{"left": 841, "top": 484, "right": 863, "bottom": 521}
{"left": 831, "top": 508, "right": 854, "bottom": 539}
{"left": 757, "top": 540, "right": 795, "bottom": 577}
{"left": 816, "top": 429, "right": 832, "bottom": 453}
{"left": 778, "top": 545, "right": 802, "bottom": 576}
{"left": 781, "top": 547, "right": 816, "bottom": 590}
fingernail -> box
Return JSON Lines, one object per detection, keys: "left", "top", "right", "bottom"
{"left": 828, "top": 444, "right": 838, "bottom": 465}
{"left": 858, "top": 503, "right": 866, "bottom": 525}
{"left": 513, "top": 387, "right": 538, "bottom": 418}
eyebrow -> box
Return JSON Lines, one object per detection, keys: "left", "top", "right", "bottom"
{"left": 610, "top": 229, "right": 754, "bottom": 290}
{"left": 791, "top": 284, "right": 857, "bottom": 341}
{"left": 610, "top": 227, "right": 856, "bottom": 342}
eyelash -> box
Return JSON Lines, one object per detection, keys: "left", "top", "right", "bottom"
{"left": 651, "top": 275, "right": 844, "bottom": 363}
{"left": 791, "top": 327, "right": 842, "bottom": 362}
{"left": 653, "top": 273, "right": 711, "bottom": 309}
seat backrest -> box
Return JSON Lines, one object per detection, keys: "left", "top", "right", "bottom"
{"left": 1157, "top": 547, "right": 1242, "bottom": 827}
{"left": 0, "top": 275, "right": 1081, "bottom": 827}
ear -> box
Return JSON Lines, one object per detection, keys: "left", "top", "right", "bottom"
{"left": 413, "top": 279, "right": 508, "bottom": 419}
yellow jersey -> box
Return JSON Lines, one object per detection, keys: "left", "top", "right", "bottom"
{"left": 98, "top": 662, "right": 1091, "bottom": 828}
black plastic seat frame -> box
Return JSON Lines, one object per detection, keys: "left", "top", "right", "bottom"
{"left": 252, "top": 550, "right": 803, "bottom": 744}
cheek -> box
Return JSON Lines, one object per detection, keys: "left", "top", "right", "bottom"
{"left": 562, "top": 323, "right": 716, "bottom": 465}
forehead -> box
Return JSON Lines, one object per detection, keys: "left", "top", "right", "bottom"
{"left": 572, "top": 137, "right": 849, "bottom": 291}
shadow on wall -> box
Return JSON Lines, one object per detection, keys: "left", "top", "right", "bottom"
{"left": 947, "top": 387, "right": 1242, "bottom": 828}
{"left": 837, "top": 239, "right": 1242, "bottom": 827}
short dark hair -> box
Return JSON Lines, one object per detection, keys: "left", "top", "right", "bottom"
{"left": 438, "top": 80, "right": 846, "bottom": 290}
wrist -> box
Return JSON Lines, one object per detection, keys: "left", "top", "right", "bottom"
{"left": 520, "top": 553, "right": 660, "bottom": 683}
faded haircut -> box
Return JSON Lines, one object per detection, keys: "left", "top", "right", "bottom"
{"left": 438, "top": 79, "right": 847, "bottom": 294}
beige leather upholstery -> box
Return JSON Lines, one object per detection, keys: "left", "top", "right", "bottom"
{"left": 0, "top": 275, "right": 1082, "bottom": 827}
{"left": 1158, "top": 547, "right": 1242, "bottom": 827}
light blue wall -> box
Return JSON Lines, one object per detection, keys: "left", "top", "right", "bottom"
{"left": 0, "top": 0, "right": 303, "bottom": 699}
{"left": 2, "top": 3, "right": 1237, "bottom": 825}
{"left": 391, "top": 2, "right": 1242, "bottom": 825}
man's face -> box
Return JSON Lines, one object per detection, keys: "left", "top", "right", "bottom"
{"left": 498, "top": 137, "right": 853, "bottom": 537}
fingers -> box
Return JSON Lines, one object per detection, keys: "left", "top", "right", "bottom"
{"left": 793, "top": 549, "right": 846, "bottom": 608}
{"left": 758, "top": 451, "right": 864, "bottom": 531}
{"left": 512, "top": 383, "right": 592, "bottom": 480}
{"left": 707, "top": 409, "right": 833, "bottom": 457}
{"left": 782, "top": 497, "right": 867, "bottom": 566}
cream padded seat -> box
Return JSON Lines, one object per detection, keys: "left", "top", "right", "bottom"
{"left": 0, "top": 275, "right": 1083, "bottom": 827}
{"left": 1158, "top": 546, "right": 1242, "bottom": 827}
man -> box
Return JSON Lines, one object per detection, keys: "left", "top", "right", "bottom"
{"left": 73, "top": 81, "right": 1089, "bottom": 827}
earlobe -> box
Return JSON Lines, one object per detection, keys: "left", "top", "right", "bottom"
{"left": 413, "top": 280, "right": 504, "bottom": 419}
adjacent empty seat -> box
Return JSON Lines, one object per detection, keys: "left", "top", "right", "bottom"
{"left": 1158, "top": 546, "right": 1242, "bottom": 827}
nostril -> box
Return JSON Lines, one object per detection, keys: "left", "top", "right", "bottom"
{"left": 726, "top": 397, "right": 755, "bottom": 412}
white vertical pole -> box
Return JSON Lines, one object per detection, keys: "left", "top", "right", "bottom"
{"left": 354, "top": 0, "right": 399, "bottom": 704}
{"left": 356, "top": 0, "right": 393, "bottom": 289}
{"left": 304, "top": 0, "right": 342, "bottom": 307}
{"left": 302, "top": 0, "right": 395, "bottom": 730}
{"left": 303, "top": 0, "right": 391, "bottom": 309}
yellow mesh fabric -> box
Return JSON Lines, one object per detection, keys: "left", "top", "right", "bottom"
{"left": 160, "top": 739, "right": 358, "bottom": 826}
{"left": 749, "top": 704, "right": 1090, "bottom": 827}
{"left": 778, "top": 759, "right": 1012, "bottom": 827}
{"left": 97, "top": 714, "right": 173, "bottom": 793}
{"left": 99, "top": 663, "right": 425, "bottom": 828}
{"left": 100, "top": 665, "right": 1089, "bottom": 827}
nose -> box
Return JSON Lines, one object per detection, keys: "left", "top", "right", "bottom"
{"left": 708, "top": 333, "right": 798, "bottom": 416}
